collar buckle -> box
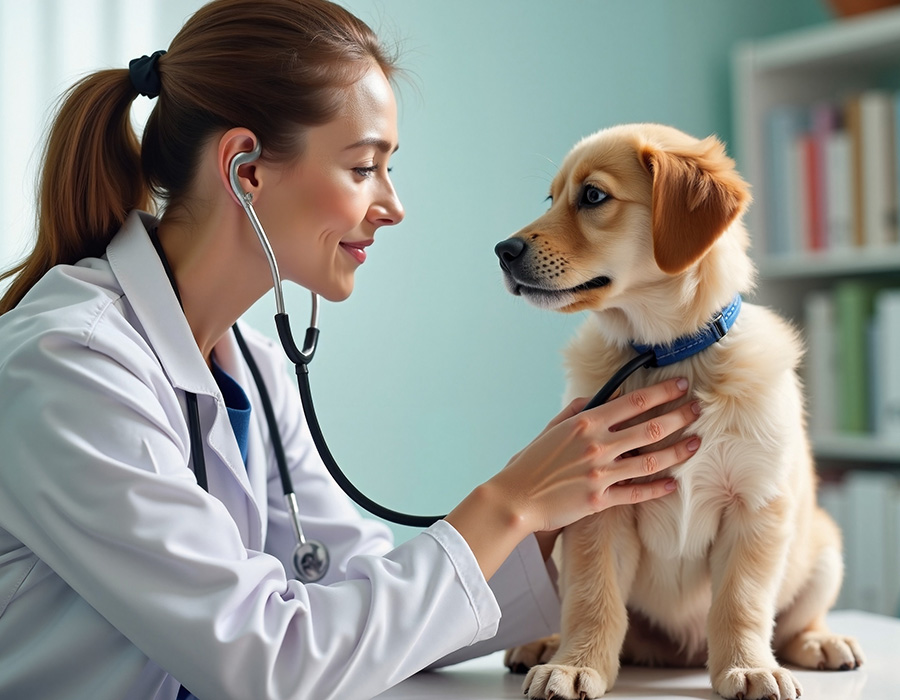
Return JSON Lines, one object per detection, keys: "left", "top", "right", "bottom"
{"left": 710, "top": 312, "right": 728, "bottom": 340}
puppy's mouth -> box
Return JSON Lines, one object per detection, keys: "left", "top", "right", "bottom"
{"left": 506, "top": 274, "right": 612, "bottom": 309}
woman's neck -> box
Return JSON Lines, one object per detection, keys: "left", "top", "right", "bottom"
{"left": 155, "top": 207, "right": 271, "bottom": 362}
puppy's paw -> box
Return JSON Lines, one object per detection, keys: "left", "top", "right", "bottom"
{"left": 713, "top": 665, "right": 801, "bottom": 700}
{"left": 779, "top": 630, "right": 865, "bottom": 670}
{"left": 504, "top": 634, "right": 560, "bottom": 674}
{"left": 523, "top": 663, "right": 609, "bottom": 700}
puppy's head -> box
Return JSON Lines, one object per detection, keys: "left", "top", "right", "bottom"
{"left": 495, "top": 123, "right": 751, "bottom": 316}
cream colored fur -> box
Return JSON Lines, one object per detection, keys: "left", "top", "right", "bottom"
{"left": 499, "top": 124, "right": 864, "bottom": 700}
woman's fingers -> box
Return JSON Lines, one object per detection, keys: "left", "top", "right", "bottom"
{"left": 593, "top": 377, "right": 691, "bottom": 427}
{"left": 603, "top": 436, "right": 700, "bottom": 507}
{"left": 605, "top": 476, "right": 678, "bottom": 508}
{"left": 609, "top": 398, "right": 701, "bottom": 456}
{"left": 617, "top": 434, "right": 700, "bottom": 483}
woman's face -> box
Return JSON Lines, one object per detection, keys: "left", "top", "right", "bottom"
{"left": 258, "top": 64, "right": 404, "bottom": 301}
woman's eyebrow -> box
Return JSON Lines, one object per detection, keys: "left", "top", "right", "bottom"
{"left": 344, "top": 137, "right": 399, "bottom": 154}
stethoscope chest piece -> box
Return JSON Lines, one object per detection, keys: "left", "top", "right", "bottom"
{"left": 292, "top": 539, "right": 330, "bottom": 584}
{"left": 284, "top": 492, "right": 330, "bottom": 583}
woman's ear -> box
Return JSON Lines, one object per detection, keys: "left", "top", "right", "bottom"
{"left": 217, "top": 127, "right": 261, "bottom": 207}
{"left": 640, "top": 135, "right": 751, "bottom": 274}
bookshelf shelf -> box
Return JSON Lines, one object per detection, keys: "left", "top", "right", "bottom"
{"left": 814, "top": 434, "right": 900, "bottom": 462}
{"left": 746, "top": 8, "right": 900, "bottom": 72}
{"left": 733, "top": 8, "right": 900, "bottom": 468}
{"left": 758, "top": 247, "right": 900, "bottom": 278}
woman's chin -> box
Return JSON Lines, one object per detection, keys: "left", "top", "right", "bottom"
{"left": 320, "top": 280, "right": 354, "bottom": 303}
{"left": 287, "top": 275, "right": 354, "bottom": 303}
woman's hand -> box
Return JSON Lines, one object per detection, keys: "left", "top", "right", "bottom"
{"left": 445, "top": 377, "right": 700, "bottom": 579}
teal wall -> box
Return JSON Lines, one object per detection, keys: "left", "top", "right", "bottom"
{"left": 245, "top": 0, "right": 833, "bottom": 540}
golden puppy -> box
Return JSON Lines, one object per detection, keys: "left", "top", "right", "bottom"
{"left": 495, "top": 123, "right": 864, "bottom": 700}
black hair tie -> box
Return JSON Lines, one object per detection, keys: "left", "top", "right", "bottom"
{"left": 129, "top": 50, "right": 166, "bottom": 98}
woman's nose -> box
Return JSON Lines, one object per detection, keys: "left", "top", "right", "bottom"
{"left": 370, "top": 185, "right": 404, "bottom": 227}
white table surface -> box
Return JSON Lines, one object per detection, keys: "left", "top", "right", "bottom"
{"left": 376, "top": 611, "right": 899, "bottom": 698}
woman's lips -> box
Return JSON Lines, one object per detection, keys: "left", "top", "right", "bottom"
{"left": 339, "top": 240, "right": 372, "bottom": 264}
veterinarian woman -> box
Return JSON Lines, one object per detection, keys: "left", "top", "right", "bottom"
{"left": 0, "top": 1, "right": 701, "bottom": 698}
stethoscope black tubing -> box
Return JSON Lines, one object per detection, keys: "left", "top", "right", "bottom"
{"left": 284, "top": 315, "right": 657, "bottom": 528}
{"left": 232, "top": 324, "right": 294, "bottom": 499}
{"left": 293, "top": 357, "right": 445, "bottom": 528}
{"left": 581, "top": 350, "right": 657, "bottom": 411}
{"left": 185, "top": 393, "right": 208, "bottom": 491}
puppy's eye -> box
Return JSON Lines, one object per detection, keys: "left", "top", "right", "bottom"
{"left": 579, "top": 184, "right": 608, "bottom": 208}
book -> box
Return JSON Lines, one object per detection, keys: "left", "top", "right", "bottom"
{"left": 824, "top": 127, "right": 854, "bottom": 250}
{"left": 872, "top": 288, "right": 900, "bottom": 441}
{"left": 844, "top": 471, "right": 900, "bottom": 615}
{"left": 834, "top": 281, "right": 876, "bottom": 433}
{"left": 845, "top": 95, "right": 865, "bottom": 247}
{"left": 803, "top": 290, "right": 838, "bottom": 437}
{"left": 807, "top": 102, "right": 838, "bottom": 251}
{"left": 764, "top": 106, "right": 807, "bottom": 256}
{"left": 858, "top": 91, "right": 898, "bottom": 247}
{"left": 790, "top": 134, "right": 811, "bottom": 255}
{"left": 889, "top": 487, "right": 900, "bottom": 617}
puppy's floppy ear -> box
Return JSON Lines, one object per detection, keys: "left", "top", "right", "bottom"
{"left": 640, "top": 136, "right": 751, "bottom": 274}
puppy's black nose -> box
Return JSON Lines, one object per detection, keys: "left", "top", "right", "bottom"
{"left": 494, "top": 237, "right": 526, "bottom": 272}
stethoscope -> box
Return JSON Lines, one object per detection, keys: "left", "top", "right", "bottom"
{"left": 154, "top": 140, "right": 451, "bottom": 584}
{"left": 161, "top": 139, "right": 662, "bottom": 584}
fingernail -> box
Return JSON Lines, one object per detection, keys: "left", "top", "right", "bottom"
{"left": 687, "top": 437, "right": 701, "bottom": 452}
{"left": 676, "top": 378, "right": 688, "bottom": 391}
{"left": 665, "top": 479, "right": 678, "bottom": 491}
{"left": 691, "top": 401, "right": 701, "bottom": 415}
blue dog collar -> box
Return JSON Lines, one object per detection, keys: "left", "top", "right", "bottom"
{"left": 630, "top": 294, "right": 742, "bottom": 367}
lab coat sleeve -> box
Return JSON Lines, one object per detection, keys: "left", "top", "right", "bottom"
{"left": 233, "top": 325, "right": 395, "bottom": 582}
{"left": 0, "top": 309, "right": 501, "bottom": 700}
{"left": 427, "top": 532, "right": 561, "bottom": 669}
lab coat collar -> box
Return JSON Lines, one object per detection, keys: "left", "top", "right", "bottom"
{"left": 107, "top": 212, "right": 265, "bottom": 547}
{"left": 106, "top": 211, "right": 217, "bottom": 397}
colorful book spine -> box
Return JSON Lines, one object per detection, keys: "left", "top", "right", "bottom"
{"left": 858, "top": 91, "right": 898, "bottom": 247}
{"left": 764, "top": 106, "right": 806, "bottom": 256}
{"left": 834, "top": 281, "right": 874, "bottom": 433}
{"left": 803, "top": 290, "right": 838, "bottom": 437}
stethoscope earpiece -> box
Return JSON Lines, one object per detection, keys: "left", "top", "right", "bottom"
{"left": 228, "top": 139, "right": 263, "bottom": 204}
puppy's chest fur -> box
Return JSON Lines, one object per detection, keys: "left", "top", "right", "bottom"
{"left": 562, "top": 304, "right": 803, "bottom": 563}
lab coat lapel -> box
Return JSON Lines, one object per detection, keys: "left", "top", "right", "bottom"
{"left": 211, "top": 329, "right": 270, "bottom": 545}
{"left": 105, "top": 211, "right": 263, "bottom": 549}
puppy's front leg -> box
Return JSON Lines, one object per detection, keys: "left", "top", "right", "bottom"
{"left": 707, "top": 495, "right": 801, "bottom": 700}
{"left": 524, "top": 508, "right": 640, "bottom": 700}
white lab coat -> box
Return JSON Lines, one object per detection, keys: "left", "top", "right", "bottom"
{"left": 0, "top": 211, "right": 560, "bottom": 700}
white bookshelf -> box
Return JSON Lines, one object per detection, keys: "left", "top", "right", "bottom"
{"left": 732, "top": 8, "right": 900, "bottom": 467}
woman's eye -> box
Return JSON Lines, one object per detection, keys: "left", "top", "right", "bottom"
{"left": 579, "top": 184, "right": 608, "bottom": 208}
{"left": 353, "top": 164, "right": 393, "bottom": 178}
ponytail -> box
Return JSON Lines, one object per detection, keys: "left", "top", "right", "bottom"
{"left": 0, "top": 69, "right": 149, "bottom": 314}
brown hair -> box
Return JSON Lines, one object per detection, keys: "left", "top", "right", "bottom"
{"left": 0, "top": 0, "right": 398, "bottom": 314}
